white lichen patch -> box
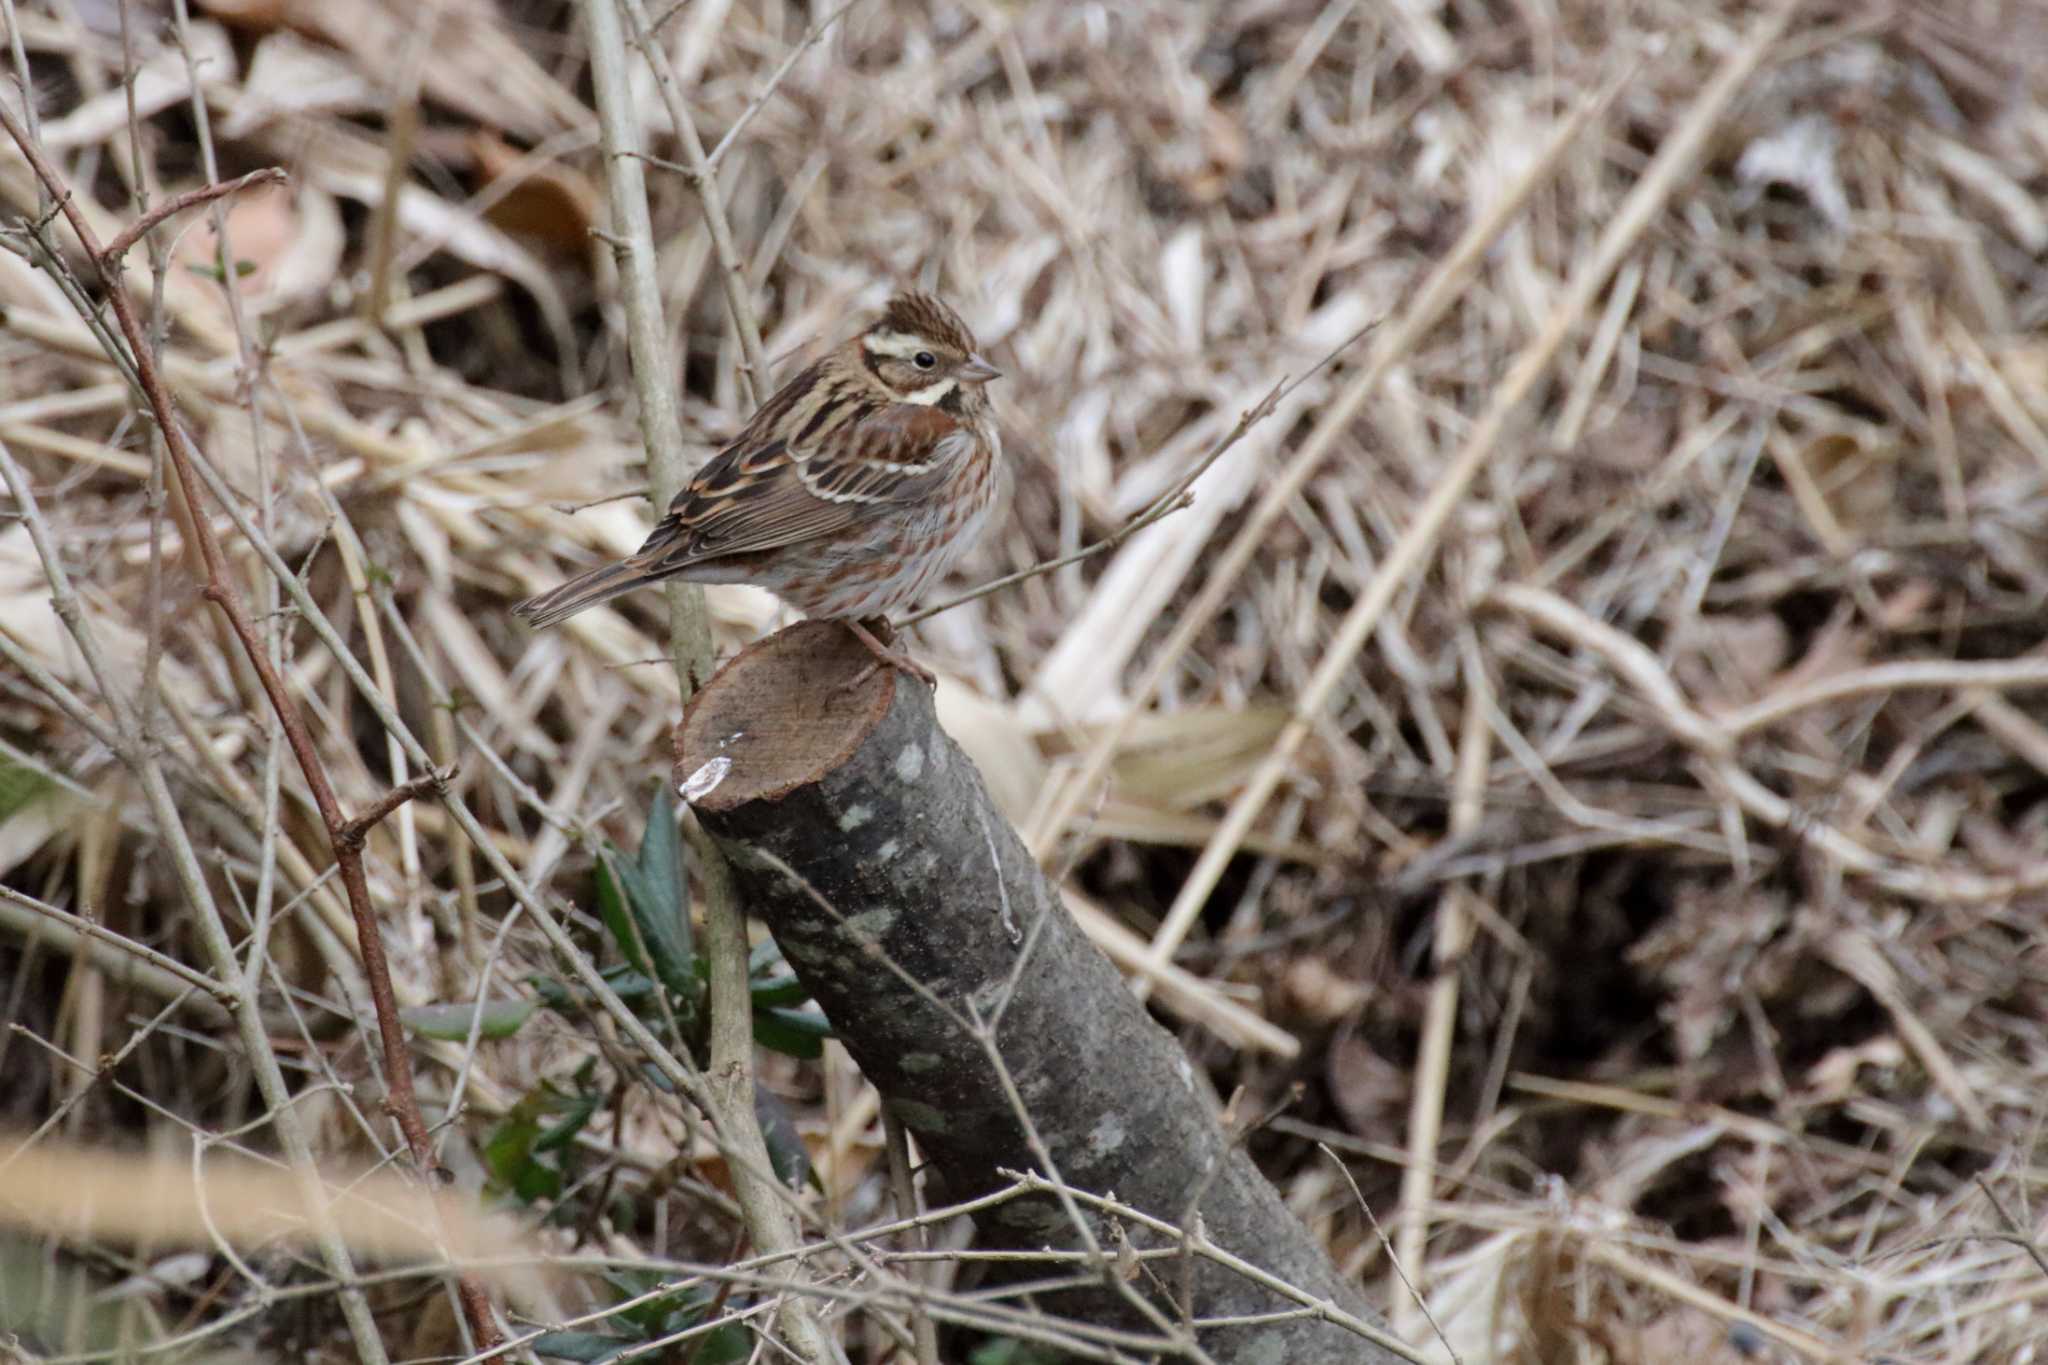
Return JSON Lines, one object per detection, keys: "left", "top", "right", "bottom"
{"left": 874, "top": 838, "right": 900, "bottom": 861}
{"left": 677, "top": 756, "right": 731, "bottom": 805}
{"left": 1085, "top": 1111, "right": 1127, "bottom": 1161}
{"left": 893, "top": 741, "right": 925, "bottom": 783}
{"left": 844, "top": 907, "right": 897, "bottom": 942}
{"left": 1244, "top": 1336, "right": 1289, "bottom": 1365}
{"left": 838, "top": 803, "right": 873, "bottom": 831}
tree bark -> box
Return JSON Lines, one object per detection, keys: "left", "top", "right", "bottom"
{"left": 675, "top": 621, "right": 1406, "bottom": 1364}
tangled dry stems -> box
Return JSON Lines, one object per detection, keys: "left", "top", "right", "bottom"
{"left": 1, "top": 0, "right": 2047, "bottom": 1360}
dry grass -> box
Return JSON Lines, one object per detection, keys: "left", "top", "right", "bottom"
{"left": 3, "top": 0, "right": 2047, "bottom": 1360}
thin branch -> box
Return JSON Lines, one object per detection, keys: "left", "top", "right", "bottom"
{"left": 1320, "top": 1143, "right": 1458, "bottom": 1364}
{"left": 339, "top": 768, "right": 456, "bottom": 852}
{"left": 1002, "top": 1170, "right": 1426, "bottom": 1363}
{"left": 96, "top": 166, "right": 288, "bottom": 267}
{"left": 1974, "top": 1176, "right": 2048, "bottom": 1282}
{"left": 612, "top": 0, "right": 770, "bottom": 400}
{"left": 0, "top": 884, "right": 236, "bottom": 1015}
{"left": 702, "top": 0, "right": 868, "bottom": 176}
{"left": 905, "top": 319, "right": 1376, "bottom": 626}
{"left": 0, "top": 96, "right": 491, "bottom": 1363}
{"left": 575, "top": 9, "right": 835, "bottom": 1360}
{"left": 0, "top": 422, "right": 391, "bottom": 1364}
{"left": 881, "top": 1109, "right": 942, "bottom": 1365}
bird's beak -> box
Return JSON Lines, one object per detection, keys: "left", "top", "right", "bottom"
{"left": 957, "top": 353, "right": 1002, "bottom": 385}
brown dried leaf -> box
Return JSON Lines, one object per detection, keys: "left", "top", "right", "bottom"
{"left": 467, "top": 132, "right": 600, "bottom": 254}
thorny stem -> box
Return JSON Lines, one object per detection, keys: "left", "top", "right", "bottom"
{"left": 0, "top": 102, "right": 505, "bottom": 1358}
{"left": 339, "top": 769, "right": 457, "bottom": 853}
{"left": 97, "top": 166, "right": 287, "bottom": 266}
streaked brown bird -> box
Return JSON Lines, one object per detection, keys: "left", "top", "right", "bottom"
{"left": 515, "top": 292, "right": 1003, "bottom": 683}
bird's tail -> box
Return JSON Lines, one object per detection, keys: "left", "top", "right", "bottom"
{"left": 513, "top": 559, "right": 657, "bottom": 629}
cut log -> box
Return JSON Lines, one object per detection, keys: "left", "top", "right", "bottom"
{"left": 676, "top": 620, "right": 1406, "bottom": 1363}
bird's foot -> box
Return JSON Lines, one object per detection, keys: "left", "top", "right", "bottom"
{"left": 842, "top": 617, "right": 936, "bottom": 690}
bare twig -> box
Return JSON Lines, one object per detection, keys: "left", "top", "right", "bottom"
{"left": 905, "top": 319, "right": 1375, "bottom": 627}
{"left": 612, "top": 0, "right": 770, "bottom": 401}
{"left": 0, "top": 432, "right": 391, "bottom": 1363}
{"left": 0, "top": 883, "right": 236, "bottom": 1015}
{"left": 580, "top": 3, "right": 835, "bottom": 1360}
{"left": 881, "top": 1108, "right": 941, "bottom": 1365}
{"left": 1001, "top": 1170, "right": 1425, "bottom": 1364}
{"left": 703, "top": 0, "right": 867, "bottom": 174}
{"left": 97, "top": 166, "right": 287, "bottom": 267}
{"left": 1320, "top": 1144, "right": 1457, "bottom": 1364}
{"left": 1972, "top": 1177, "right": 2048, "bottom": 1282}
{"left": 0, "top": 97, "right": 500, "bottom": 1362}
{"left": 339, "top": 768, "right": 456, "bottom": 852}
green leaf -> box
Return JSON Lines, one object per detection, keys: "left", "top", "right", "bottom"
{"left": 536, "top": 1089, "right": 603, "bottom": 1153}
{"left": 629, "top": 786, "right": 696, "bottom": 1000}
{"left": 512, "top": 1156, "right": 562, "bottom": 1202}
{"left": 483, "top": 1109, "right": 561, "bottom": 1203}
{"left": 748, "top": 973, "right": 809, "bottom": 1008}
{"left": 601, "top": 966, "right": 660, "bottom": 1002}
{"left": 690, "top": 1322, "right": 751, "bottom": 1363}
{"left": 593, "top": 856, "right": 650, "bottom": 980}
{"left": 600, "top": 1270, "right": 704, "bottom": 1332}
{"left": 529, "top": 1331, "right": 631, "bottom": 1362}
{"left": 482, "top": 1114, "right": 537, "bottom": 1187}
{"left": 400, "top": 998, "right": 536, "bottom": 1041}
{"left": 755, "top": 1087, "right": 815, "bottom": 1191}
{"left": 0, "top": 758, "right": 54, "bottom": 825}
{"left": 597, "top": 788, "right": 698, "bottom": 1010}
{"left": 751, "top": 1006, "right": 832, "bottom": 1060}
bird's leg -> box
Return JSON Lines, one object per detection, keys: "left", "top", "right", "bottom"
{"left": 842, "top": 617, "right": 936, "bottom": 690}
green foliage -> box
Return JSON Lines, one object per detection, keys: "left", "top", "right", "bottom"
{"left": 532, "top": 784, "right": 832, "bottom": 1066}
{"left": 501, "top": 788, "right": 830, "bottom": 1220}
{"left": 482, "top": 1091, "right": 565, "bottom": 1204}
{"left": 0, "top": 755, "right": 53, "bottom": 825}
{"left": 481, "top": 1061, "right": 602, "bottom": 1205}
{"left": 970, "top": 1338, "right": 1070, "bottom": 1365}
{"left": 529, "top": 1271, "right": 748, "bottom": 1363}
{"left": 399, "top": 997, "right": 537, "bottom": 1041}
{"left": 597, "top": 785, "right": 697, "bottom": 1007}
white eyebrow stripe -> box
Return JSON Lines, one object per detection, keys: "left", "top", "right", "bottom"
{"left": 897, "top": 378, "right": 958, "bottom": 406}
{"left": 863, "top": 331, "right": 930, "bottom": 359}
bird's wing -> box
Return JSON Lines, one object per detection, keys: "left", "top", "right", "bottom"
{"left": 631, "top": 401, "right": 965, "bottom": 571}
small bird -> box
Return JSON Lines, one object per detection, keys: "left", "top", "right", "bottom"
{"left": 515, "top": 292, "right": 1003, "bottom": 684}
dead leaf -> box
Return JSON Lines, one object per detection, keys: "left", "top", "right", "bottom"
{"left": 467, "top": 132, "right": 600, "bottom": 254}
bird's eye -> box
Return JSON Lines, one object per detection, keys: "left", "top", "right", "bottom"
{"left": 913, "top": 351, "right": 937, "bottom": 370}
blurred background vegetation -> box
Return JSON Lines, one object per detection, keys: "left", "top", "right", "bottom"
{"left": 2, "top": 0, "right": 2046, "bottom": 1360}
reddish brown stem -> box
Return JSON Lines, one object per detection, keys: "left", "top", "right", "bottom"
{"left": 339, "top": 768, "right": 455, "bottom": 853}
{"left": 97, "top": 167, "right": 290, "bottom": 267}
{"left": 0, "top": 110, "right": 502, "bottom": 1356}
